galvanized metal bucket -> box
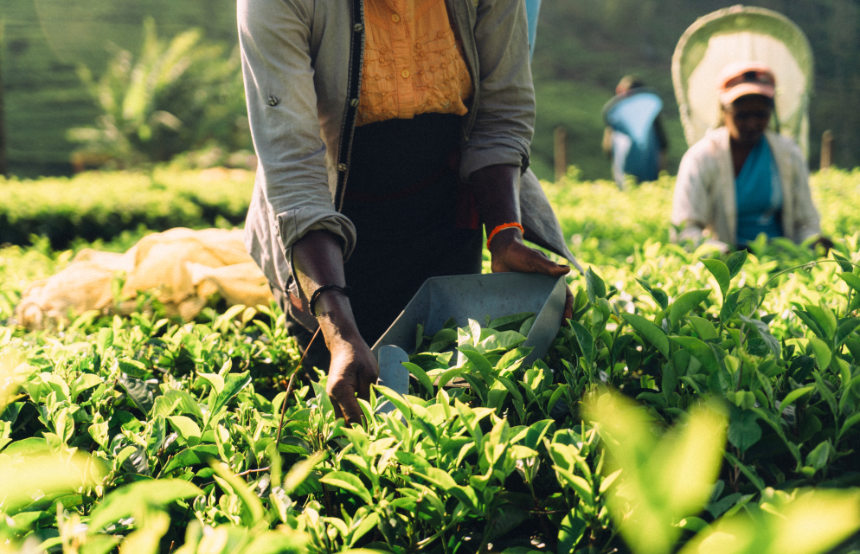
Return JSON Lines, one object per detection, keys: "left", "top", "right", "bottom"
{"left": 372, "top": 272, "right": 567, "bottom": 406}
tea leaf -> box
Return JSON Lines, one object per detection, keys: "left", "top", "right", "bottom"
{"left": 832, "top": 253, "right": 855, "bottom": 273}
{"left": 636, "top": 278, "right": 669, "bottom": 310}
{"left": 477, "top": 329, "right": 527, "bottom": 352}
{"left": 795, "top": 305, "right": 837, "bottom": 341}
{"left": 402, "top": 361, "right": 433, "bottom": 396}
{"left": 0, "top": 450, "right": 105, "bottom": 515}
{"left": 459, "top": 346, "right": 493, "bottom": 383}
{"left": 669, "top": 289, "right": 711, "bottom": 328}
{"left": 836, "top": 317, "right": 860, "bottom": 348}
{"left": 415, "top": 466, "right": 458, "bottom": 491}
{"left": 208, "top": 371, "right": 251, "bottom": 422}
{"left": 373, "top": 385, "right": 412, "bottom": 419}
{"left": 488, "top": 311, "right": 534, "bottom": 331}
{"left": 622, "top": 313, "right": 669, "bottom": 358}
{"left": 682, "top": 489, "right": 860, "bottom": 554}
{"left": 805, "top": 440, "right": 832, "bottom": 472}
{"left": 347, "top": 511, "right": 381, "bottom": 548}
{"left": 88, "top": 479, "right": 202, "bottom": 531}
{"left": 724, "top": 249, "right": 748, "bottom": 278}
{"left": 211, "top": 461, "right": 265, "bottom": 526}
{"left": 838, "top": 412, "right": 860, "bottom": 440}
{"left": 569, "top": 320, "right": 595, "bottom": 366}
{"left": 117, "top": 374, "right": 157, "bottom": 414}
{"left": 166, "top": 415, "right": 201, "bottom": 442}
{"left": 283, "top": 451, "right": 325, "bottom": 495}
{"left": 449, "top": 485, "right": 480, "bottom": 513}
{"left": 161, "top": 444, "right": 219, "bottom": 474}
{"left": 727, "top": 408, "right": 762, "bottom": 453}
{"left": 670, "top": 336, "right": 719, "bottom": 374}
{"left": 779, "top": 385, "right": 815, "bottom": 410}
{"left": 585, "top": 267, "right": 606, "bottom": 303}
{"left": 807, "top": 336, "right": 832, "bottom": 370}
{"left": 320, "top": 471, "right": 373, "bottom": 504}
{"left": 197, "top": 372, "right": 225, "bottom": 395}
{"left": 557, "top": 509, "right": 588, "bottom": 552}
{"left": 688, "top": 315, "right": 719, "bottom": 341}
{"left": 739, "top": 315, "right": 781, "bottom": 358}
{"left": 723, "top": 450, "right": 766, "bottom": 491}
{"left": 117, "top": 358, "right": 149, "bottom": 379}
{"left": 839, "top": 272, "right": 860, "bottom": 300}
{"left": 118, "top": 511, "right": 170, "bottom": 554}
{"left": 655, "top": 401, "right": 727, "bottom": 515}
{"left": 702, "top": 258, "right": 730, "bottom": 299}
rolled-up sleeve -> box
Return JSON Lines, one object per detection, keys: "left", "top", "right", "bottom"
{"left": 787, "top": 143, "right": 821, "bottom": 243}
{"left": 672, "top": 148, "right": 711, "bottom": 244}
{"left": 459, "top": 0, "right": 535, "bottom": 181}
{"left": 238, "top": 0, "right": 356, "bottom": 272}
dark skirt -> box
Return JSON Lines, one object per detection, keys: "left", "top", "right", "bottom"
{"left": 287, "top": 113, "right": 482, "bottom": 365}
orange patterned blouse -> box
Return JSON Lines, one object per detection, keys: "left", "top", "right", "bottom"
{"left": 357, "top": 0, "right": 474, "bottom": 126}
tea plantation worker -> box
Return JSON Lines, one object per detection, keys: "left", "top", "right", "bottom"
{"left": 237, "top": 0, "right": 579, "bottom": 425}
{"left": 601, "top": 75, "right": 668, "bottom": 187}
{"left": 671, "top": 61, "right": 832, "bottom": 252}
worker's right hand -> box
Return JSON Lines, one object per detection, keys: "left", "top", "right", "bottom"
{"left": 325, "top": 332, "right": 378, "bottom": 426}
{"left": 292, "top": 230, "right": 379, "bottom": 425}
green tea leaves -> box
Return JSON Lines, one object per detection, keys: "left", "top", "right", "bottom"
{"left": 622, "top": 313, "right": 670, "bottom": 358}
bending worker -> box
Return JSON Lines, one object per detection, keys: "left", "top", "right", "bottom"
{"left": 671, "top": 61, "right": 830, "bottom": 251}
{"left": 237, "top": 0, "right": 575, "bottom": 424}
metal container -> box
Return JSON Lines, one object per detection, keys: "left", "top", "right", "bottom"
{"left": 372, "top": 272, "right": 567, "bottom": 404}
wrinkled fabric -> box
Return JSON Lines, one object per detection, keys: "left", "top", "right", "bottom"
{"left": 15, "top": 228, "right": 273, "bottom": 329}
{"left": 734, "top": 137, "right": 783, "bottom": 245}
{"left": 357, "top": 0, "right": 472, "bottom": 125}
{"left": 237, "top": 0, "right": 579, "bottom": 305}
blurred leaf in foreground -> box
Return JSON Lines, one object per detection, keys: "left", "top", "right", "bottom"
{"left": 680, "top": 487, "right": 860, "bottom": 554}
{"left": 585, "top": 388, "right": 728, "bottom": 554}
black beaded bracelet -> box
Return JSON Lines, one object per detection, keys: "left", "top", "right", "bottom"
{"left": 309, "top": 284, "right": 352, "bottom": 316}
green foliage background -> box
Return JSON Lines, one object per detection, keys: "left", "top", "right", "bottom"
{"left": 1, "top": 167, "right": 859, "bottom": 552}
{"left": 1, "top": 0, "right": 858, "bottom": 179}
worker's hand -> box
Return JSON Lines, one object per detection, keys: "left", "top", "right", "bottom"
{"left": 490, "top": 229, "right": 574, "bottom": 319}
{"left": 810, "top": 235, "right": 834, "bottom": 255}
{"left": 292, "top": 230, "right": 379, "bottom": 425}
{"left": 325, "top": 332, "right": 378, "bottom": 426}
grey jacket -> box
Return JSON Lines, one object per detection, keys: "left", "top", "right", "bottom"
{"left": 238, "top": 0, "right": 579, "bottom": 299}
{"left": 671, "top": 127, "right": 821, "bottom": 249}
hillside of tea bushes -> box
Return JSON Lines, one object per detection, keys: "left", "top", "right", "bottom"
{"left": 1, "top": 167, "right": 859, "bottom": 553}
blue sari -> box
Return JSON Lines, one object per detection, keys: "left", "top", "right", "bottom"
{"left": 735, "top": 138, "right": 783, "bottom": 246}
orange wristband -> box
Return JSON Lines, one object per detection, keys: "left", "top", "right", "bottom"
{"left": 486, "top": 222, "right": 524, "bottom": 250}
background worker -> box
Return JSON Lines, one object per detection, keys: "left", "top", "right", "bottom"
{"left": 238, "top": 0, "right": 576, "bottom": 425}
{"left": 602, "top": 75, "right": 669, "bottom": 187}
{"left": 671, "top": 61, "right": 830, "bottom": 251}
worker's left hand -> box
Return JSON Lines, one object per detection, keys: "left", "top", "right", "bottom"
{"left": 489, "top": 229, "right": 573, "bottom": 320}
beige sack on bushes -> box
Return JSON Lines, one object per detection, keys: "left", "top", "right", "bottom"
{"left": 15, "top": 228, "right": 273, "bottom": 328}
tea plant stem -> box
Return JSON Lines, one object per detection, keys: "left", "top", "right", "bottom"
{"left": 236, "top": 467, "right": 270, "bottom": 477}
{"left": 275, "top": 327, "right": 321, "bottom": 446}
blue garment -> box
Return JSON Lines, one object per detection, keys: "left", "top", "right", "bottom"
{"left": 735, "top": 138, "right": 783, "bottom": 246}
{"left": 603, "top": 90, "right": 663, "bottom": 186}
{"left": 525, "top": 0, "right": 541, "bottom": 59}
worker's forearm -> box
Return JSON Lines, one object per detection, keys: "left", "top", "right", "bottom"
{"left": 469, "top": 164, "right": 521, "bottom": 234}
{"left": 292, "top": 230, "right": 361, "bottom": 343}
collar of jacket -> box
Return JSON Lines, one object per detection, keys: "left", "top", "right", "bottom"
{"left": 335, "top": 0, "right": 480, "bottom": 211}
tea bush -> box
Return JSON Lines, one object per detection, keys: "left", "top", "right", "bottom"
{"left": 67, "top": 18, "right": 250, "bottom": 169}
{"left": 1, "top": 167, "right": 859, "bottom": 552}
{"left": 0, "top": 168, "right": 253, "bottom": 249}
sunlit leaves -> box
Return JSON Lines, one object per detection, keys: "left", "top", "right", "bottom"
{"left": 585, "top": 389, "right": 727, "bottom": 554}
